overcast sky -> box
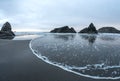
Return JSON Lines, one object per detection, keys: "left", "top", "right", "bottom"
{"left": 0, "top": 0, "right": 120, "bottom": 32}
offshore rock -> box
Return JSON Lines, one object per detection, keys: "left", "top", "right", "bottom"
{"left": 79, "top": 23, "right": 98, "bottom": 34}
{"left": 50, "top": 26, "right": 76, "bottom": 33}
{"left": 98, "top": 27, "right": 120, "bottom": 33}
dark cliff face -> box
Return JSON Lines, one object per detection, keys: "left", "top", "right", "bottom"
{"left": 50, "top": 26, "right": 76, "bottom": 33}
{"left": 98, "top": 27, "right": 120, "bottom": 33}
{"left": 79, "top": 23, "right": 98, "bottom": 34}
{"left": 0, "top": 22, "right": 15, "bottom": 39}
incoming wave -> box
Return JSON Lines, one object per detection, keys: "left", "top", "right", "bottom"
{"left": 29, "top": 33, "right": 120, "bottom": 80}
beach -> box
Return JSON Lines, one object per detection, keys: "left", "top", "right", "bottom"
{"left": 0, "top": 39, "right": 119, "bottom": 81}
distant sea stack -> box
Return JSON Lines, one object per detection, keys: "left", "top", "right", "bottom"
{"left": 50, "top": 26, "right": 76, "bottom": 33}
{"left": 98, "top": 27, "right": 120, "bottom": 33}
{"left": 79, "top": 23, "right": 98, "bottom": 34}
{"left": 0, "top": 22, "right": 15, "bottom": 39}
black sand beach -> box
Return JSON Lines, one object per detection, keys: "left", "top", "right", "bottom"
{"left": 0, "top": 39, "right": 119, "bottom": 81}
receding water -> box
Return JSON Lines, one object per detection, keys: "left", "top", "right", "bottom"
{"left": 30, "top": 33, "right": 120, "bottom": 79}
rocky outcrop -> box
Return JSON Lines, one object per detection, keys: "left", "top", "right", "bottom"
{"left": 50, "top": 26, "right": 76, "bottom": 33}
{"left": 0, "top": 22, "right": 15, "bottom": 39}
{"left": 79, "top": 23, "right": 98, "bottom": 34}
{"left": 98, "top": 27, "right": 120, "bottom": 33}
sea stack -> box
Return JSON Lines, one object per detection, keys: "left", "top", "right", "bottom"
{"left": 0, "top": 22, "right": 15, "bottom": 39}
{"left": 98, "top": 27, "right": 120, "bottom": 33}
{"left": 50, "top": 26, "right": 76, "bottom": 33}
{"left": 79, "top": 23, "right": 98, "bottom": 34}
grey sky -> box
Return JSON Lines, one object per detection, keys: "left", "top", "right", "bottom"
{"left": 0, "top": 0, "right": 120, "bottom": 32}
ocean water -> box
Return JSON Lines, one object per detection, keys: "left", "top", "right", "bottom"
{"left": 29, "top": 33, "right": 120, "bottom": 79}
{"left": 13, "top": 32, "right": 48, "bottom": 40}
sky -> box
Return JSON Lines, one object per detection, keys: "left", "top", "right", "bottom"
{"left": 0, "top": 0, "right": 120, "bottom": 32}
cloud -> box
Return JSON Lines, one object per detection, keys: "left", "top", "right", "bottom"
{"left": 0, "top": 0, "right": 120, "bottom": 31}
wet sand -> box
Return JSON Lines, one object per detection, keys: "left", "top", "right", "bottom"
{"left": 0, "top": 39, "right": 119, "bottom": 81}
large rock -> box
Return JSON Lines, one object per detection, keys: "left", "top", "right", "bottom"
{"left": 50, "top": 26, "right": 76, "bottom": 33}
{"left": 0, "top": 22, "right": 15, "bottom": 39}
{"left": 79, "top": 23, "right": 98, "bottom": 34}
{"left": 98, "top": 27, "right": 120, "bottom": 33}
{"left": 1, "top": 22, "right": 12, "bottom": 31}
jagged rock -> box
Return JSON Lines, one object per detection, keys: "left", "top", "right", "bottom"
{"left": 1, "top": 22, "right": 12, "bottom": 31}
{"left": 0, "top": 22, "right": 15, "bottom": 39}
{"left": 98, "top": 27, "right": 120, "bottom": 33}
{"left": 79, "top": 23, "right": 98, "bottom": 34}
{"left": 50, "top": 26, "right": 76, "bottom": 33}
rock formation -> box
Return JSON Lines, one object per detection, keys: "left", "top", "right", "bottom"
{"left": 79, "top": 23, "right": 98, "bottom": 34}
{"left": 50, "top": 26, "right": 76, "bottom": 33}
{"left": 98, "top": 27, "right": 120, "bottom": 33}
{"left": 0, "top": 22, "right": 15, "bottom": 39}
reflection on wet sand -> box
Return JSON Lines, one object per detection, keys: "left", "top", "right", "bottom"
{"left": 53, "top": 34, "right": 76, "bottom": 41}
{"left": 79, "top": 34, "right": 97, "bottom": 44}
{"left": 99, "top": 35, "right": 116, "bottom": 41}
